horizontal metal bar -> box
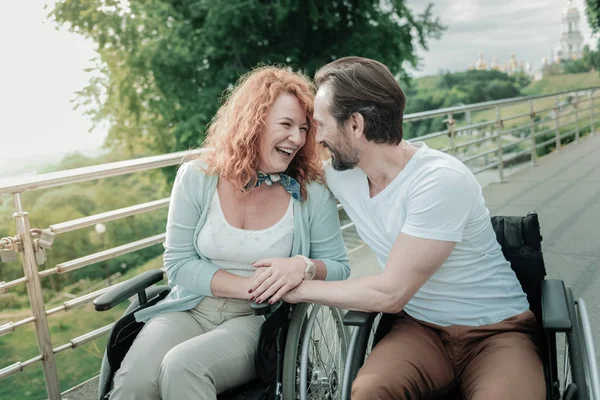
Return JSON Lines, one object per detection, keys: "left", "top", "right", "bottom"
{"left": 0, "top": 150, "right": 203, "bottom": 196}
{"left": 499, "top": 124, "right": 531, "bottom": 137}
{"left": 533, "top": 127, "right": 555, "bottom": 139}
{"left": 347, "top": 242, "right": 367, "bottom": 255}
{"left": 461, "top": 147, "right": 499, "bottom": 164}
{"left": 501, "top": 136, "right": 532, "bottom": 150}
{"left": 340, "top": 221, "right": 355, "bottom": 231}
{"left": 0, "top": 316, "right": 36, "bottom": 337}
{"left": 535, "top": 137, "right": 557, "bottom": 150}
{"left": 39, "top": 233, "right": 166, "bottom": 278}
{"left": 535, "top": 106, "right": 557, "bottom": 114}
{"left": 336, "top": 203, "right": 343, "bottom": 211}
{"left": 502, "top": 148, "right": 532, "bottom": 163}
{"left": 454, "top": 135, "right": 496, "bottom": 150}
{"left": 53, "top": 323, "right": 114, "bottom": 354}
{"left": 560, "top": 119, "right": 580, "bottom": 130}
{"left": 46, "top": 287, "right": 112, "bottom": 316}
{"left": 502, "top": 112, "right": 531, "bottom": 122}
{"left": 404, "top": 87, "right": 600, "bottom": 122}
{"left": 454, "top": 119, "right": 496, "bottom": 132}
{"left": 50, "top": 198, "right": 170, "bottom": 235}
{"left": 412, "top": 129, "right": 448, "bottom": 142}
{"left": 0, "top": 277, "right": 28, "bottom": 293}
{"left": 559, "top": 129, "right": 577, "bottom": 140}
{"left": 0, "top": 355, "right": 43, "bottom": 380}
{"left": 472, "top": 160, "right": 501, "bottom": 175}
{"left": 572, "top": 105, "right": 594, "bottom": 115}
{"left": 559, "top": 109, "right": 579, "bottom": 119}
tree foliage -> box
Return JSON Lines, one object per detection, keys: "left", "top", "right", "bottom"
{"left": 402, "top": 69, "right": 530, "bottom": 138}
{"left": 586, "top": 0, "right": 600, "bottom": 33}
{"left": 50, "top": 0, "right": 444, "bottom": 154}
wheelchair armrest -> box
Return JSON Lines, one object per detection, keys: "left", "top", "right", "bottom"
{"left": 250, "top": 300, "right": 283, "bottom": 316}
{"left": 93, "top": 269, "right": 165, "bottom": 312}
{"left": 541, "top": 279, "right": 572, "bottom": 332}
{"left": 343, "top": 310, "right": 380, "bottom": 327}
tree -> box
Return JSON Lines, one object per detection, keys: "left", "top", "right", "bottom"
{"left": 587, "top": 0, "right": 600, "bottom": 33}
{"left": 50, "top": 0, "right": 444, "bottom": 155}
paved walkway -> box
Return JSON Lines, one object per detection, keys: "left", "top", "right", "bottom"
{"left": 63, "top": 134, "right": 600, "bottom": 399}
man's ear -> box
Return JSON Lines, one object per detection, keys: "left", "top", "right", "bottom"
{"left": 350, "top": 112, "right": 365, "bottom": 139}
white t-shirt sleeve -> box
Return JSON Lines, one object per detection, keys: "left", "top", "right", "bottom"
{"left": 401, "top": 167, "right": 476, "bottom": 242}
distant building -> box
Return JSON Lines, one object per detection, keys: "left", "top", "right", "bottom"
{"left": 467, "top": 0, "right": 587, "bottom": 80}
{"left": 468, "top": 53, "right": 529, "bottom": 76}
{"left": 555, "top": 0, "right": 585, "bottom": 62}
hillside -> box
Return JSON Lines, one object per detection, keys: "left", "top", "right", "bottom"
{"left": 522, "top": 71, "right": 600, "bottom": 96}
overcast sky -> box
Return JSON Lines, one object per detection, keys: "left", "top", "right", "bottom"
{"left": 0, "top": 0, "right": 596, "bottom": 176}
{"left": 406, "top": 0, "right": 596, "bottom": 76}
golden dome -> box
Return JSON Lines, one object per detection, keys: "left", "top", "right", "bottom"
{"left": 475, "top": 52, "right": 488, "bottom": 70}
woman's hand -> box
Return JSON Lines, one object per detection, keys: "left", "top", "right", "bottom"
{"left": 249, "top": 256, "right": 306, "bottom": 304}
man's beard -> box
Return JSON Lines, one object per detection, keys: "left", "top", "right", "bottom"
{"left": 324, "top": 142, "right": 359, "bottom": 171}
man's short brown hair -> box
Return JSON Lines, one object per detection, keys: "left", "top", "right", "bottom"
{"left": 315, "top": 56, "right": 406, "bottom": 145}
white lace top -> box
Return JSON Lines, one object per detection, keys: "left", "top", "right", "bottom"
{"left": 196, "top": 190, "right": 295, "bottom": 277}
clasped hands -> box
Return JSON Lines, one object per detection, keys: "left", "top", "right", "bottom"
{"left": 243, "top": 255, "right": 306, "bottom": 305}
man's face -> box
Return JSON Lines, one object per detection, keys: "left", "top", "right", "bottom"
{"left": 313, "top": 86, "right": 360, "bottom": 171}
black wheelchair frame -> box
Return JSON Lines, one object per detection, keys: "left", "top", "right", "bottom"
{"left": 93, "top": 273, "right": 296, "bottom": 400}
{"left": 340, "top": 212, "right": 599, "bottom": 400}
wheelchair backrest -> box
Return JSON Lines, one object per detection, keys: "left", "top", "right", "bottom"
{"left": 490, "top": 212, "right": 547, "bottom": 324}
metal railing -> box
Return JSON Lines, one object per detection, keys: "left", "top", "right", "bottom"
{"left": 0, "top": 86, "right": 598, "bottom": 399}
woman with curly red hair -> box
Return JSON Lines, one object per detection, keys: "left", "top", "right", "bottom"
{"left": 111, "top": 66, "right": 350, "bottom": 399}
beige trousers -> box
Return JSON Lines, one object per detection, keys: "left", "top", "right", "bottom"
{"left": 111, "top": 296, "right": 264, "bottom": 400}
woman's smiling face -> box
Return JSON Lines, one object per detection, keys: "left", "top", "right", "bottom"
{"left": 257, "top": 92, "right": 309, "bottom": 174}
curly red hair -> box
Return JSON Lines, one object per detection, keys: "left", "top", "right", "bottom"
{"left": 199, "top": 66, "right": 323, "bottom": 200}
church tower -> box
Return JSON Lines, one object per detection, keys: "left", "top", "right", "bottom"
{"left": 556, "top": 0, "right": 584, "bottom": 61}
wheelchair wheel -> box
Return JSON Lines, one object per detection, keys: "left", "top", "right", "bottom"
{"left": 365, "top": 313, "right": 382, "bottom": 359}
{"left": 281, "top": 303, "right": 348, "bottom": 400}
{"left": 300, "top": 305, "right": 348, "bottom": 399}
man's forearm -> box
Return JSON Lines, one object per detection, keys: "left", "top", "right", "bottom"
{"left": 294, "top": 274, "right": 406, "bottom": 313}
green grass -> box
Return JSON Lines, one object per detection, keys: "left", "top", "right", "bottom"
{"left": 0, "top": 255, "right": 164, "bottom": 400}
{"left": 522, "top": 71, "right": 600, "bottom": 96}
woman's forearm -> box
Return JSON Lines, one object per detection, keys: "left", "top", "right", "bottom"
{"left": 210, "top": 270, "right": 251, "bottom": 300}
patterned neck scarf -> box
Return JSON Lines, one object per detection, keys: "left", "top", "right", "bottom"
{"left": 248, "top": 171, "right": 302, "bottom": 201}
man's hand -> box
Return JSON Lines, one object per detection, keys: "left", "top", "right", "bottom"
{"left": 281, "top": 285, "right": 303, "bottom": 304}
{"left": 249, "top": 256, "right": 306, "bottom": 304}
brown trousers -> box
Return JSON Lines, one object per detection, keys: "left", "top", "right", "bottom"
{"left": 351, "top": 310, "right": 546, "bottom": 400}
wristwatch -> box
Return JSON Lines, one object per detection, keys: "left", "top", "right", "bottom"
{"left": 297, "top": 255, "right": 316, "bottom": 280}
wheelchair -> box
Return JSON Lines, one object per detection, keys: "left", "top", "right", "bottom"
{"left": 92, "top": 271, "right": 348, "bottom": 400}
{"left": 340, "top": 212, "right": 600, "bottom": 400}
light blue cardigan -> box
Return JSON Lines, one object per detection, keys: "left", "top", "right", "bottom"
{"left": 135, "top": 160, "right": 350, "bottom": 322}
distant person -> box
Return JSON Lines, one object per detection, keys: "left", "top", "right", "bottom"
{"left": 111, "top": 66, "right": 350, "bottom": 400}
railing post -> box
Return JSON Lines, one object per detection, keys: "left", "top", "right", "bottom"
{"left": 495, "top": 106, "right": 504, "bottom": 182}
{"left": 590, "top": 90, "right": 595, "bottom": 137}
{"left": 446, "top": 113, "right": 456, "bottom": 156}
{"left": 529, "top": 100, "right": 537, "bottom": 166}
{"left": 12, "top": 193, "right": 61, "bottom": 400}
{"left": 554, "top": 95, "right": 561, "bottom": 152}
{"left": 574, "top": 92, "right": 580, "bottom": 143}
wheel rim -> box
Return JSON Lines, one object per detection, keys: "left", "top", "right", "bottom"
{"left": 299, "top": 305, "right": 348, "bottom": 400}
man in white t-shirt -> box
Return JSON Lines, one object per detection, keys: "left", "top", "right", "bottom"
{"left": 266, "top": 57, "right": 545, "bottom": 399}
